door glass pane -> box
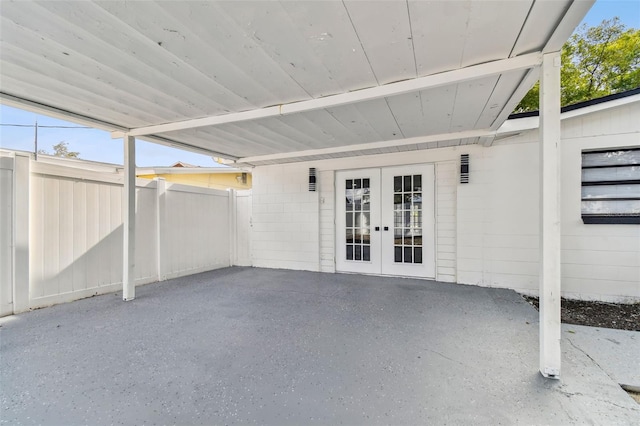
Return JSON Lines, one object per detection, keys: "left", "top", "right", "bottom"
{"left": 394, "top": 194, "right": 402, "bottom": 210}
{"left": 394, "top": 246, "right": 402, "bottom": 263}
{"left": 392, "top": 174, "right": 423, "bottom": 264}
{"left": 363, "top": 245, "right": 370, "bottom": 261}
{"left": 345, "top": 177, "right": 371, "bottom": 262}
{"left": 346, "top": 228, "right": 354, "bottom": 243}
{"left": 404, "top": 176, "right": 411, "bottom": 192}
{"left": 362, "top": 194, "right": 370, "bottom": 210}
{"left": 413, "top": 175, "right": 422, "bottom": 191}
{"left": 394, "top": 176, "right": 402, "bottom": 192}
{"left": 414, "top": 247, "right": 423, "bottom": 264}
{"left": 354, "top": 189, "right": 362, "bottom": 210}
{"left": 403, "top": 247, "right": 412, "bottom": 263}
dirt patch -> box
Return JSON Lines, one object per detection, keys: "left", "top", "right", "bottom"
{"left": 523, "top": 296, "right": 640, "bottom": 332}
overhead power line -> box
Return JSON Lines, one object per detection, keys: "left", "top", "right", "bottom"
{"left": 1, "top": 123, "right": 91, "bottom": 129}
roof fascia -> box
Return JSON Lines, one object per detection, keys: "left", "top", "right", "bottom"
{"left": 136, "top": 167, "right": 249, "bottom": 175}
{"left": 497, "top": 93, "right": 640, "bottom": 134}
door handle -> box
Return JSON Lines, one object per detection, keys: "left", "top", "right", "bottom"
{"left": 374, "top": 226, "right": 380, "bottom": 231}
{"left": 383, "top": 226, "right": 389, "bottom": 231}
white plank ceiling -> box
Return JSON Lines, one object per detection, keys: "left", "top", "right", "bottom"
{"left": 0, "top": 1, "right": 592, "bottom": 165}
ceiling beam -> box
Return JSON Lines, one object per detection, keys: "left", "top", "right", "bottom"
{"left": 113, "top": 52, "right": 542, "bottom": 139}
{"left": 235, "top": 128, "right": 497, "bottom": 166}
{"left": 1, "top": 92, "right": 128, "bottom": 133}
{"left": 490, "top": 67, "right": 540, "bottom": 130}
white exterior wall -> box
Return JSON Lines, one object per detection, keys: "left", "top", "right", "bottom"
{"left": 319, "top": 170, "right": 335, "bottom": 273}
{"left": 252, "top": 150, "right": 464, "bottom": 282}
{"left": 456, "top": 142, "right": 540, "bottom": 292}
{"left": 435, "top": 162, "right": 457, "bottom": 282}
{"left": 250, "top": 100, "right": 640, "bottom": 302}
{"left": 252, "top": 164, "right": 320, "bottom": 271}
{"left": 560, "top": 101, "right": 640, "bottom": 301}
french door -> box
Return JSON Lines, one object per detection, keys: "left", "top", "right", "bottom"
{"left": 336, "top": 164, "right": 435, "bottom": 278}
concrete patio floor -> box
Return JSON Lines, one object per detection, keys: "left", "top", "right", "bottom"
{"left": 1, "top": 267, "right": 638, "bottom": 425}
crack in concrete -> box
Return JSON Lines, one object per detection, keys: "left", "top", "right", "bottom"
{"left": 424, "top": 348, "right": 466, "bottom": 367}
{"left": 566, "top": 336, "right": 616, "bottom": 382}
{"left": 556, "top": 395, "right": 578, "bottom": 423}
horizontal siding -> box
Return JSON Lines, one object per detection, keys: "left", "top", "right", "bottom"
{"left": 319, "top": 170, "right": 335, "bottom": 273}
{"left": 436, "top": 161, "right": 457, "bottom": 282}
{"left": 252, "top": 164, "right": 320, "bottom": 272}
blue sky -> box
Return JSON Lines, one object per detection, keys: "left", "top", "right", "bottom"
{"left": 1, "top": 0, "right": 638, "bottom": 167}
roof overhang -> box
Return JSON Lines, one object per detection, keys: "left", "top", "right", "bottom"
{"left": 0, "top": 1, "right": 594, "bottom": 165}
{"left": 495, "top": 90, "right": 640, "bottom": 141}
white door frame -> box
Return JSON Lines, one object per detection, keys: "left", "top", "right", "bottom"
{"left": 335, "top": 164, "right": 435, "bottom": 278}
{"left": 335, "top": 169, "right": 380, "bottom": 274}
{"left": 380, "top": 164, "right": 435, "bottom": 278}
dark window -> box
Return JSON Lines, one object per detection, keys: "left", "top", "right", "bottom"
{"left": 581, "top": 148, "right": 640, "bottom": 224}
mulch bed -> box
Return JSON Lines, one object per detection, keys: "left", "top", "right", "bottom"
{"left": 523, "top": 296, "right": 640, "bottom": 332}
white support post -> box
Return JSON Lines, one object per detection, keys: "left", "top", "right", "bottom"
{"left": 155, "top": 177, "right": 166, "bottom": 281}
{"left": 123, "top": 134, "right": 136, "bottom": 301}
{"left": 13, "top": 153, "right": 30, "bottom": 313}
{"left": 539, "top": 52, "right": 562, "bottom": 379}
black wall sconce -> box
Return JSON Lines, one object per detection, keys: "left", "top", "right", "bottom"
{"left": 460, "top": 154, "right": 469, "bottom": 184}
{"left": 309, "top": 168, "right": 317, "bottom": 191}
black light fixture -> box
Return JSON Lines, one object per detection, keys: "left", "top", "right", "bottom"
{"left": 460, "top": 154, "right": 469, "bottom": 184}
{"left": 309, "top": 168, "right": 317, "bottom": 191}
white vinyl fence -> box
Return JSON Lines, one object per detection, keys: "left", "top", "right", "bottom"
{"left": 0, "top": 151, "right": 251, "bottom": 315}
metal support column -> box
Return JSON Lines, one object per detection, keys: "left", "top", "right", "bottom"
{"left": 123, "top": 134, "right": 136, "bottom": 301}
{"left": 539, "top": 52, "right": 562, "bottom": 378}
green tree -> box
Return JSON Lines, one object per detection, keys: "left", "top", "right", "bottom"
{"left": 39, "top": 141, "right": 80, "bottom": 158}
{"left": 515, "top": 18, "right": 640, "bottom": 112}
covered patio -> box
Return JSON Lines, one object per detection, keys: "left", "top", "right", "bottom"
{"left": 0, "top": 0, "right": 616, "bottom": 382}
{"left": 1, "top": 267, "right": 637, "bottom": 424}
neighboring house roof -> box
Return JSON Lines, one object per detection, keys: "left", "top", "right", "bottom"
{"left": 136, "top": 166, "right": 248, "bottom": 175}
{"left": 0, "top": 150, "right": 250, "bottom": 177}
{"left": 170, "top": 161, "right": 199, "bottom": 168}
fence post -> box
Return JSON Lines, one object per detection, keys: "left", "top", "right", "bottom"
{"left": 13, "top": 153, "right": 30, "bottom": 313}
{"left": 0, "top": 154, "right": 15, "bottom": 315}
{"left": 155, "top": 177, "right": 166, "bottom": 281}
{"left": 228, "top": 189, "right": 237, "bottom": 266}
